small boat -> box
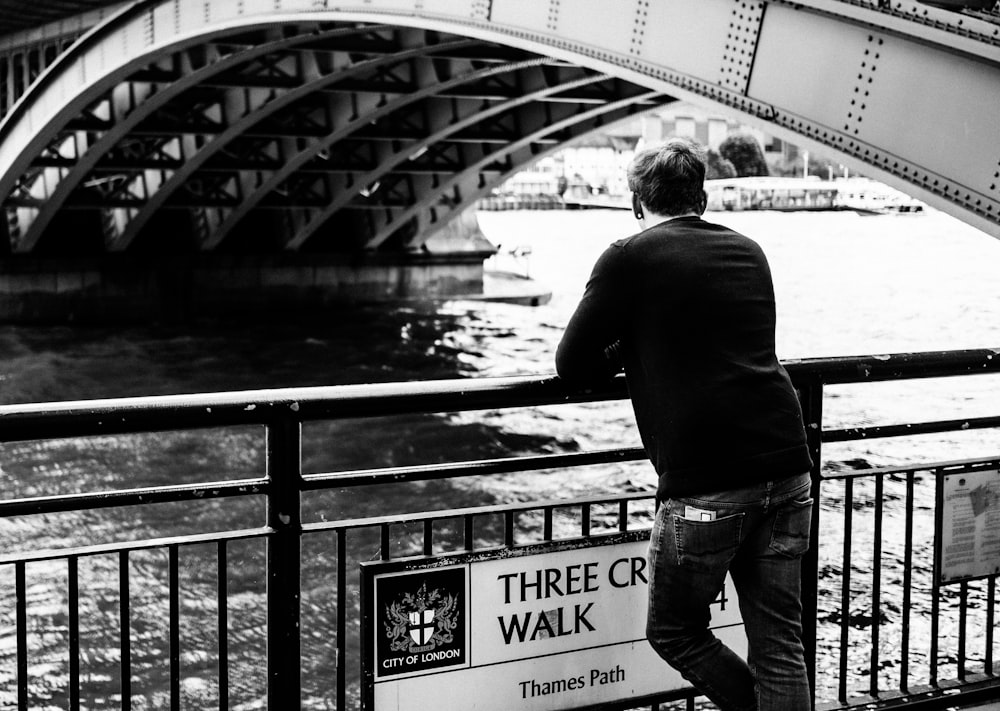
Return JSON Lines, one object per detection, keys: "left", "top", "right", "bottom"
{"left": 482, "top": 269, "right": 552, "bottom": 306}
{"left": 831, "top": 177, "right": 926, "bottom": 215}
{"left": 479, "top": 244, "right": 552, "bottom": 306}
{"left": 705, "top": 177, "right": 841, "bottom": 212}
{"left": 703, "top": 176, "right": 926, "bottom": 214}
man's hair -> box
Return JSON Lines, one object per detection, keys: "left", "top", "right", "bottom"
{"left": 626, "top": 138, "right": 708, "bottom": 216}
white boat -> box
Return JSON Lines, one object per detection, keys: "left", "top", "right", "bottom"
{"left": 831, "top": 177, "right": 926, "bottom": 214}
{"left": 480, "top": 244, "right": 552, "bottom": 306}
{"left": 705, "top": 177, "right": 841, "bottom": 212}
{"left": 704, "top": 176, "right": 926, "bottom": 214}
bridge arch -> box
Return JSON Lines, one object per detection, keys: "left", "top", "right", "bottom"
{"left": 0, "top": 0, "right": 997, "bottom": 262}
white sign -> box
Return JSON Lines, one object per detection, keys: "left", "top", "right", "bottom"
{"left": 939, "top": 469, "right": 1000, "bottom": 583}
{"left": 363, "top": 533, "right": 745, "bottom": 710}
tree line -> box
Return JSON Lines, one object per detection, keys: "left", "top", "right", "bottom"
{"left": 709, "top": 133, "right": 843, "bottom": 180}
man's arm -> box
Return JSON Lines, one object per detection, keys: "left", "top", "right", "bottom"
{"left": 555, "top": 245, "right": 625, "bottom": 384}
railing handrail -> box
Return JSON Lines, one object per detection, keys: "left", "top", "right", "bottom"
{"left": 1, "top": 348, "right": 998, "bottom": 441}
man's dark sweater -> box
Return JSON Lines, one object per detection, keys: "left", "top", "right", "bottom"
{"left": 555, "top": 216, "right": 812, "bottom": 500}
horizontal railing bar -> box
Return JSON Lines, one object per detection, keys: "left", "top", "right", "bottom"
{"left": 0, "top": 375, "right": 621, "bottom": 441}
{"left": 0, "top": 526, "right": 270, "bottom": 566}
{"left": 0, "top": 457, "right": 990, "bottom": 559}
{"left": 302, "top": 447, "right": 647, "bottom": 488}
{"left": 823, "top": 415, "right": 1000, "bottom": 442}
{"left": 784, "top": 348, "right": 1000, "bottom": 385}
{"left": 818, "top": 456, "right": 1000, "bottom": 482}
{"left": 6, "top": 452, "right": 996, "bottom": 517}
{"left": 0, "top": 349, "right": 996, "bottom": 440}
{"left": 6, "top": 452, "right": 995, "bottom": 517}
{"left": 0, "top": 477, "right": 268, "bottom": 516}
{"left": 301, "top": 490, "right": 655, "bottom": 534}
{"left": 814, "top": 675, "right": 1000, "bottom": 711}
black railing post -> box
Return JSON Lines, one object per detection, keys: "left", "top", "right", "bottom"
{"left": 798, "top": 380, "right": 824, "bottom": 708}
{"left": 267, "top": 415, "right": 302, "bottom": 708}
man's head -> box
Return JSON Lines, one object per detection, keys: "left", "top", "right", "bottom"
{"left": 626, "top": 137, "right": 708, "bottom": 220}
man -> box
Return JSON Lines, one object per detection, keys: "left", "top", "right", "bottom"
{"left": 555, "top": 138, "right": 814, "bottom": 710}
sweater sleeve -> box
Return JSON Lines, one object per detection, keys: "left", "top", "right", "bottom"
{"left": 555, "top": 243, "right": 625, "bottom": 384}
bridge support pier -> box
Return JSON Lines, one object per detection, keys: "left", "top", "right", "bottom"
{"left": 0, "top": 218, "right": 497, "bottom": 323}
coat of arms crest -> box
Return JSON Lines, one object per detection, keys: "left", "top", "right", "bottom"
{"left": 384, "top": 581, "right": 460, "bottom": 653}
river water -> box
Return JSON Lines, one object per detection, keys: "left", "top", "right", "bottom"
{"left": 1, "top": 207, "right": 999, "bottom": 709}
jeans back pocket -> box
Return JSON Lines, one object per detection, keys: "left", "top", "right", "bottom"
{"left": 769, "top": 497, "right": 813, "bottom": 558}
{"left": 673, "top": 513, "right": 744, "bottom": 572}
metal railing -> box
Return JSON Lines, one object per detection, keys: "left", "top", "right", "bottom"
{"left": 1, "top": 349, "right": 999, "bottom": 710}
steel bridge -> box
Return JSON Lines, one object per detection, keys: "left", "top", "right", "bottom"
{"left": 0, "top": 0, "right": 997, "bottom": 292}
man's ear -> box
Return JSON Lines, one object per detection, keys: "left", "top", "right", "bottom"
{"left": 631, "top": 193, "right": 644, "bottom": 221}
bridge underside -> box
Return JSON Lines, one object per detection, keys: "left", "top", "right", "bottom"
{"left": 0, "top": 0, "right": 996, "bottom": 319}
{"left": 0, "top": 22, "right": 665, "bottom": 258}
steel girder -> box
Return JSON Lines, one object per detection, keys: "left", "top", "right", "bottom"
{"left": 0, "top": 0, "right": 997, "bottom": 255}
{"left": 279, "top": 72, "right": 614, "bottom": 250}
{"left": 349, "top": 88, "right": 665, "bottom": 251}
{"left": 204, "top": 69, "right": 657, "bottom": 252}
{"left": 8, "top": 26, "right": 389, "bottom": 250}
{"left": 0, "top": 1, "right": 127, "bottom": 37}
{"left": 102, "top": 35, "right": 502, "bottom": 250}
{"left": 0, "top": 18, "right": 664, "bottom": 254}
{"left": 195, "top": 56, "right": 593, "bottom": 251}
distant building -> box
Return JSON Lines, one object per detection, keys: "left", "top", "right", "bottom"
{"left": 641, "top": 103, "right": 795, "bottom": 161}
{"left": 494, "top": 102, "right": 800, "bottom": 200}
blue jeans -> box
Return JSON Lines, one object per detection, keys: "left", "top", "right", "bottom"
{"left": 646, "top": 473, "right": 813, "bottom": 711}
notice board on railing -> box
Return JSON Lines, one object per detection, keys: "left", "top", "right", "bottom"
{"left": 938, "top": 468, "right": 1000, "bottom": 584}
{"left": 360, "top": 531, "right": 745, "bottom": 711}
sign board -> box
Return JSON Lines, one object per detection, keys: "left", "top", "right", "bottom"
{"left": 361, "top": 531, "right": 745, "bottom": 711}
{"left": 938, "top": 468, "right": 1000, "bottom": 584}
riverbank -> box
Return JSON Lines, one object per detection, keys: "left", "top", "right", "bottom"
{"left": 477, "top": 176, "right": 928, "bottom": 215}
